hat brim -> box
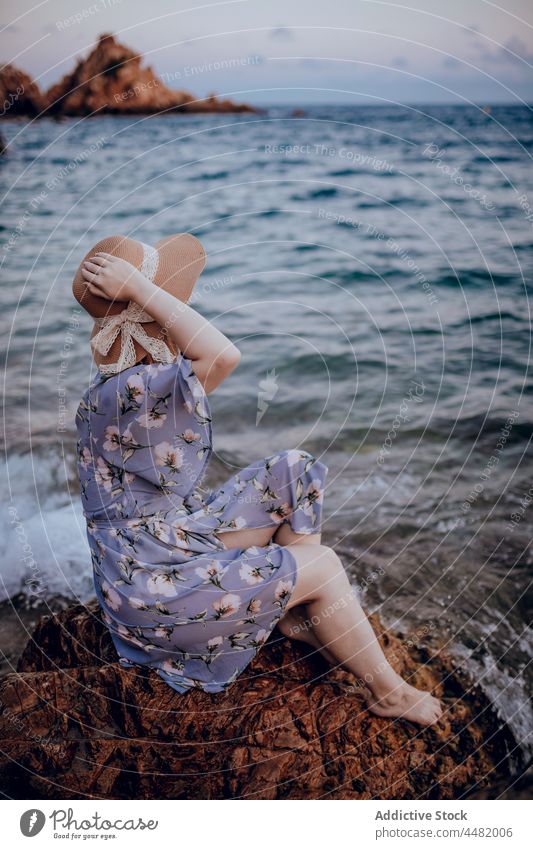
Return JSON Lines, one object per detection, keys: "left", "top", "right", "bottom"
{"left": 72, "top": 233, "right": 206, "bottom": 372}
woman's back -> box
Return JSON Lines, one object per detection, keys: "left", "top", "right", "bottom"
{"left": 75, "top": 356, "right": 213, "bottom": 522}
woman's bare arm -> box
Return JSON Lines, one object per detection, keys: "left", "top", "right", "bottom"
{"left": 81, "top": 252, "right": 240, "bottom": 393}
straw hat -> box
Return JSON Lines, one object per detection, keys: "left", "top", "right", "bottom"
{"left": 73, "top": 233, "right": 206, "bottom": 375}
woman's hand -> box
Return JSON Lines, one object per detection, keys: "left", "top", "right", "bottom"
{"left": 81, "top": 250, "right": 240, "bottom": 393}
{"left": 81, "top": 252, "right": 153, "bottom": 303}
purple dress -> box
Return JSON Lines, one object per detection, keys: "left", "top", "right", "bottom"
{"left": 75, "top": 354, "right": 328, "bottom": 694}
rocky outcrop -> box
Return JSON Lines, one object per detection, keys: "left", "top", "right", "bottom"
{"left": 0, "top": 63, "right": 45, "bottom": 117}
{"left": 43, "top": 33, "right": 255, "bottom": 117}
{"left": 0, "top": 600, "right": 514, "bottom": 800}
{"left": 0, "top": 34, "right": 255, "bottom": 119}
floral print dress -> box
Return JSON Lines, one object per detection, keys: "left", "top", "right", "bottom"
{"left": 75, "top": 354, "right": 328, "bottom": 694}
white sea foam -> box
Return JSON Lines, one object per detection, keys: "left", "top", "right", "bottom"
{"left": 1, "top": 451, "right": 92, "bottom": 603}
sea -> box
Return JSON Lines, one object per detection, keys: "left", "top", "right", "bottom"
{"left": 0, "top": 103, "right": 532, "bottom": 765}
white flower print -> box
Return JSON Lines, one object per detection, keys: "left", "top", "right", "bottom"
{"left": 79, "top": 446, "right": 92, "bottom": 470}
{"left": 239, "top": 561, "right": 265, "bottom": 585}
{"left": 221, "top": 515, "right": 246, "bottom": 531}
{"left": 301, "top": 478, "right": 324, "bottom": 518}
{"left": 181, "top": 428, "right": 201, "bottom": 444}
{"left": 155, "top": 441, "right": 183, "bottom": 473}
{"left": 161, "top": 658, "right": 185, "bottom": 676}
{"left": 136, "top": 410, "right": 167, "bottom": 429}
{"left": 229, "top": 631, "right": 250, "bottom": 649}
{"left": 268, "top": 501, "right": 292, "bottom": 524}
{"left": 150, "top": 520, "right": 170, "bottom": 544}
{"left": 104, "top": 425, "right": 120, "bottom": 451}
{"left": 213, "top": 593, "right": 242, "bottom": 619}
{"left": 252, "top": 629, "right": 268, "bottom": 647}
{"left": 103, "top": 425, "right": 131, "bottom": 452}
{"left": 195, "top": 561, "right": 227, "bottom": 587}
{"left": 204, "top": 636, "right": 224, "bottom": 664}
{"left": 275, "top": 580, "right": 293, "bottom": 606}
{"left": 286, "top": 449, "right": 306, "bottom": 468}
{"left": 101, "top": 581, "right": 121, "bottom": 611}
{"left": 129, "top": 596, "right": 149, "bottom": 610}
{"left": 116, "top": 624, "right": 146, "bottom": 649}
{"left": 146, "top": 571, "right": 178, "bottom": 597}
{"left": 95, "top": 456, "right": 114, "bottom": 492}
{"left": 125, "top": 374, "right": 145, "bottom": 404}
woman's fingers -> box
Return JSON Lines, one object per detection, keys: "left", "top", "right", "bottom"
{"left": 83, "top": 260, "right": 103, "bottom": 274}
{"left": 85, "top": 278, "right": 111, "bottom": 299}
{"left": 81, "top": 266, "right": 97, "bottom": 282}
{"left": 86, "top": 281, "right": 102, "bottom": 297}
{"left": 88, "top": 254, "right": 108, "bottom": 266}
{"left": 82, "top": 266, "right": 105, "bottom": 286}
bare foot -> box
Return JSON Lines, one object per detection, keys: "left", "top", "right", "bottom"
{"left": 368, "top": 675, "right": 443, "bottom": 726}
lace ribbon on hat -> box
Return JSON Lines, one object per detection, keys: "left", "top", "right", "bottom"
{"left": 90, "top": 242, "right": 176, "bottom": 375}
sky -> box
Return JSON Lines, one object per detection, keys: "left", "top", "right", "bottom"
{"left": 1, "top": 0, "right": 533, "bottom": 104}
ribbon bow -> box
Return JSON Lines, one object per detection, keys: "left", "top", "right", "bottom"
{"left": 91, "top": 300, "right": 175, "bottom": 375}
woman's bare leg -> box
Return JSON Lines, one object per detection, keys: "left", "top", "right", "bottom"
{"left": 277, "top": 603, "right": 339, "bottom": 665}
{"left": 214, "top": 525, "right": 276, "bottom": 550}
{"left": 215, "top": 527, "right": 441, "bottom": 725}
{"left": 214, "top": 519, "right": 321, "bottom": 551}
{"left": 274, "top": 522, "right": 321, "bottom": 546}
{"left": 215, "top": 523, "right": 333, "bottom": 657}
{"left": 281, "top": 543, "right": 443, "bottom": 726}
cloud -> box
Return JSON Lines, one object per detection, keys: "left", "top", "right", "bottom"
{"left": 502, "top": 35, "right": 533, "bottom": 65}
{"left": 464, "top": 28, "right": 533, "bottom": 67}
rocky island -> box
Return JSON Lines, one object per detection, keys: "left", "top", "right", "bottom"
{"left": 0, "top": 33, "right": 256, "bottom": 119}
{"left": 0, "top": 599, "right": 516, "bottom": 799}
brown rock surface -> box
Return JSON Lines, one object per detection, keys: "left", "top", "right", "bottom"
{"left": 0, "top": 600, "right": 514, "bottom": 800}
{"left": 0, "top": 63, "right": 45, "bottom": 117}
{"left": 43, "top": 33, "right": 255, "bottom": 116}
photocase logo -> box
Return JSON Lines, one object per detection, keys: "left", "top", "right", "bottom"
{"left": 20, "top": 809, "right": 46, "bottom": 836}
{"left": 256, "top": 368, "right": 279, "bottom": 425}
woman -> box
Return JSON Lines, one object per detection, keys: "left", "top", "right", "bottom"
{"left": 74, "top": 233, "right": 442, "bottom": 726}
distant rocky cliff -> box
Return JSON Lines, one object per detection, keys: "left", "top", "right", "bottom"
{"left": 0, "top": 33, "right": 256, "bottom": 118}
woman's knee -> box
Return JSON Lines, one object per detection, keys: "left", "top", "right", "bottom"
{"left": 318, "top": 545, "right": 344, "bottom": 579}
{"left": 287, "top": 543, "right": 345, "bottom": 603}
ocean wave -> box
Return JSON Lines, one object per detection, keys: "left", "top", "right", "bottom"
{"left": 196, "top": 169, "right": 230, "bottom": 180}
{"left": 291, "top": 187, "right": 340, "bottom": 200}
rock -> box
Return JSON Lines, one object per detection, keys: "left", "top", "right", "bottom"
{"left": 0, "top": 600, "right": 515, "bottom": 800}
{"left": 466, "top": 761, "right": 533, "bottom": 800}
{"left": 42, "top": 33, "right": 255, "bottom": 117}
{"left": 0, "top": 63, "right": 45, "bottom": 117}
